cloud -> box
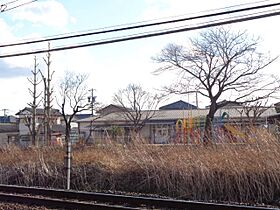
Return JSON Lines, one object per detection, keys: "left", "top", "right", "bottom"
{"left": 0, "top": 60, "right": 30, "bottom": 78}
{"left": 0, "top": 18, "right": 16, "bottom": 42}
{"left": 12, "top": 0, "right": 72, "bottom": 28}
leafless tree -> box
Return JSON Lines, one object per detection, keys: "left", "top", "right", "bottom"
{"left": 39, "top": 43, "right": 55, "bottom": 145}
{"left": 57, "top": 71, "right": 89, "bottom": 190}
{"left": 153, "top": 27, "right": 279, "bottom": 142}
{"left": 238, "top": 100, "right": 271, "bottom": 126}
{"left": 26, "top": 56, "right": 42, "bottom": 146}
{"left": 113, "top": 84, "right": 160, "bottom": 135}
{"left": 57, "top": 72, "right": 89, "bottom": 144}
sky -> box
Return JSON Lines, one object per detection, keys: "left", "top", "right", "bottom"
{"left": 0, "top": 0, "right": 280, "bottom": 115}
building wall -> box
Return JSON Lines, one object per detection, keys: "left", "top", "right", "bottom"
{"left": 140, "top": 125, "right": 150, "bottom": 140}
{"left": 0, "top": 132, "right": 18, "bottom": 145}
{"left": 19, "top": 118, "right": 30, "bottom": 136}
{"left": 0, "top": 133, "right": 10, "bottom": 144}
{"left": 150, "top": 124, "right": 175, "bottom": 144}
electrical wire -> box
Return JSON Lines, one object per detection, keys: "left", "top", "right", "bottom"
{"left": 0, "top": 0, "right": 273, "bottom": 44}
{"left": 0, "top": 0, "right": 37, "bottom": 12}
{"left": 5, "top": 0, "right": 19, "bottom": 5}
{"left": 2, "top": 0, "right": 20, "bottom": 5}
{"left": 0, "top": 0, "right": 20, "bottom": 10}
{"left": 0, "top": 1, "right": 279, "bottom": 47}
{"left": 40, "top": 7, "right": 280, "bottom": 51}
{"left": 50, "top": 8, "right": 280, "bottom": 51}
{"left": 0, "top": 8, "right": 279, "bottom": 58}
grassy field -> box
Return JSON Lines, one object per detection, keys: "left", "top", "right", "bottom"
{"left": 0, "top": 128, "right": 280, "bottom": 206}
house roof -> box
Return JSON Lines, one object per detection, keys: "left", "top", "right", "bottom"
{"left": 0, "top": 116, "right": 17, "bottom": 123}
{"left": 97, "top": 104, "right": 132, "bottom": 115}
{"left": 15, "top": 107, "right": 61, "bottom": 116}
{"left": 205, "top": 100, "right": 243, "bottom": 108}
{"left": 68, "top": 113, "right": 93, "bottom": 121}
{"left": 159, "top": 100, "right": 197, "bottom": 110}
{"left": 75, "top": 114, "right": 92, "bottom": 120}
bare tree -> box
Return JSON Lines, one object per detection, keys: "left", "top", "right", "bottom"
{"left": 57, "top": 71, "right": 89, "bottom": 190}
{"left": 39, "top": 43, "right": 55, "bottom": 145}
{"left": 153, "top": 27, "right": 279, "bottom": 142}
{"left": 26, "top": 56, "right": 42, "bottom": 146}
{"left": 239, "top": 100, "right": 271, "bottom": 126}
{"left": 113, "top": 84, "right": 160, "bottom": 135}
{"left": 58, "top": 72, "right": 89, "bottom": 144}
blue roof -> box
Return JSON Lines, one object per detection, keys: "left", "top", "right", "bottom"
{"left": 75, "top": 114, "right": 92, "bottom": 120}
{"left": 159, "top": 100, "right": 197, "bottom": 110}
{"left": 0, "top": 116, "right": 17, "bottom": 123}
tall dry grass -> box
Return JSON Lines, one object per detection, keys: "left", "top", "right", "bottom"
{"left": 0, "top": 128, "right": 280, "bottom": 205}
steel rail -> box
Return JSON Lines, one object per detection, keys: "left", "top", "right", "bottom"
{"left": 0, "top": 184, "right": 278, "bottom": 210}
{"left": 0, "top": 192, "right": 141, "bottom": 210}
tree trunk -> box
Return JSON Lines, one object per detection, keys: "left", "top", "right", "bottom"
{"left": 85, "top": 120, "right": 94, "bottom": 144}
{"left": 31, "top": 109, "right": 36, "bottom": 146}
{"left": 203, "top": 102, "right": 217, "bottom": 144}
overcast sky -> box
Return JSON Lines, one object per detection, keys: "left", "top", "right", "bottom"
{"left": 0, "top": 0, "right": 280, "bottom": 115}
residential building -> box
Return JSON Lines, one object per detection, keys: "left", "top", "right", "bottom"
{"left": 16, "top": 107, "right": 63, "bottom": 146}
{"left": 77, "top": 101, "right": 277, "bottom": 144}
{"left": 0, "top": 116, "right": 19, "bottom": 145}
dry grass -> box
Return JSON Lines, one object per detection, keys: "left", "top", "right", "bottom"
{"left": 0, "top": 128, "right": 280, "bottom": 205}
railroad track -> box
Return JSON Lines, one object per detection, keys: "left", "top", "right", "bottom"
{"left": 0, "top": 184, "right": 278, "bottom": 210}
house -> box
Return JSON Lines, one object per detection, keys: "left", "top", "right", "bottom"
{"left": 70, "top": 113, "right": 92, "bottom": 127}
{"left": 0, "top": 116, "right": 19, "bottom": 145}
{"left": 16, "top": 107, "right": 63, "bottom": 146}
{"left": 77, "top": 105, "right": 132, "bottom": 143}
{"left": 70, "top": 113, "right": 92, "bottom": 143}
{"left": 266, "top": 102, "right": 280, "bottom": 135}
{"left": 77, "top": 100, "right": 277, "bottom": 144}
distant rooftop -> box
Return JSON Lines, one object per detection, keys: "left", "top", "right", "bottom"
{"left": 16, "top": 107, "right": 61, "bottom": 116}
{"left": 74, "top": 114, "right": 92, "bottom": 120}
{"left": 205, "top": 100, "right": 243, "bottom": 108}
{"left": 159, "top": 100, "right": 197, "bottom": 110}
{"left": 97, "top": 104, "right": 132, "bottom": 115}
{"left": 0, "top": 116, "right": 17, "bottom": 123}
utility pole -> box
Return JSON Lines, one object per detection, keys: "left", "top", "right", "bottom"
{"left": 1, "top": 109, "right": 8, "bottom": 116}
{"left": 87, "top": 89, "right": 96, "bottom": 144}
{"left": 88, "top": 88, "right": 96, "bottom": 116}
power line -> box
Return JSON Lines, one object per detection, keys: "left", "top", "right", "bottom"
{"left": 2, "top": 0, "right": 20, "bottom": 5}
{"left": 0, "top": 0, "right": 37, "bottom": 13}
{"left": 0, "top": 0, "right": 20, "bottom": 11}
{"left": 0, "top": 9, "right": 279, "bottom": 58}
{"left": 0, "top": 1, "right": 280, "bottom": 48}
{"left": 53, "top": 8, "right": 280, "bottom": 50}
{"left": 0, "top": 0, "right": 272, "bottom": 43}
